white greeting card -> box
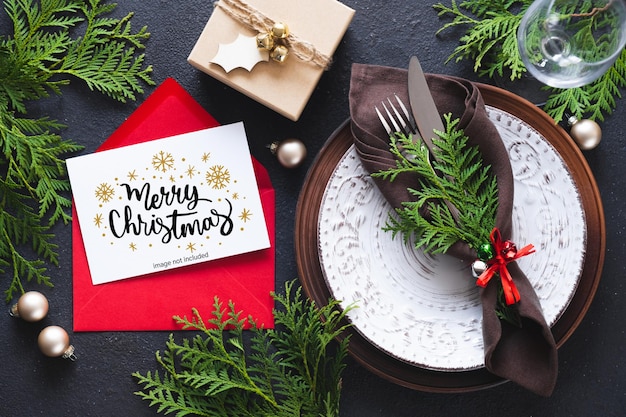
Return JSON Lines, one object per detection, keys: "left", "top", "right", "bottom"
{"left": 67, "top": 122, "right": 270, "bottom": 285}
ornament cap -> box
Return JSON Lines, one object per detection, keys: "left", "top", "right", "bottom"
{"left": 62, "top": 344, "right": 77, "bottom": 361}
{"left": 567, "top": 115, "right": 579, "bottom": 126}
{"left": 9, "top": 303, "right": 19, "bottom": 317}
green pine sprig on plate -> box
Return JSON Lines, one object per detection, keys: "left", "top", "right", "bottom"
{"left": 372, "top": 114, "right": 498, "bottom": 254}
{"left": 433, "top": 0, "right": 626, "bottom": 123}
{"left": 0, "top": 0, "right": 154, "bottom": 301}
{"left": 373, "top": 115, "right": 521, "bottom": 324}
{"left": 133, "top": 280, "right": 354, "bottom": 417}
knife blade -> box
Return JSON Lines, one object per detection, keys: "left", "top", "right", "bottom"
{"left": 407, "top": 56, "right": 461, "bottom": 224}
{"left": 407, "top": 56, "right": 444, "bottom": 149}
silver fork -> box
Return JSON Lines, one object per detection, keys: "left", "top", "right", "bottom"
{"left": 376, "top": 94, "right": 461, "bottom": 225}
{"left": 375, "top": 94, "right": 418, "bottom": 138}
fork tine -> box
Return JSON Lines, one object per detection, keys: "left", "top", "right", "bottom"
{"left": 393, "top": 94, "right": 418, "bottom": 133}
{"left": 375, "top": 106, "right": 393, "bottom": 135}
{"left": 386, "top": 98, "right": 410, "bottom": 135}
{"left": 381, "top": 101, "right": 404, "bottom": 135}
{"left": 376, "top": 94, "right": 419, "bottom": 138}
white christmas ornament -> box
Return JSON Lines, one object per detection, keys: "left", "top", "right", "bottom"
{"left": 38, "top": 326, "right": 76, "bottom": 360}
{"left": 10, "top": 291, "right": 49, "bottom": 322}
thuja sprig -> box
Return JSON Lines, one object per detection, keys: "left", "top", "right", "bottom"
{"left": 372, "top": 114, "right": 498, "bottom": 254}
{"left": 373, "top": 115, "right": 523, "bottom": 325}
{"left": 433, "top": 0, "right": 626, "bottom": 123}
{"left": 433, "top": 0, "right": 530, "bottom": 80}
{"left": 0, "top": 0, "right": 154, "bottom": 301}
{"left": 133, "top": 280, "right": 354, "bottom": 417}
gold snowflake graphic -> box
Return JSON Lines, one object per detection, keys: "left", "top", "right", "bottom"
{"left": 169, "top": 175, "right": 176, "bottom": 183}
{"left": 201, "top": 152, "right": 211, "bottom": 163}
{"left": 239, "top": 208, "right": 252, "bottom": 222}
{"left": 205, "top": 165, "right": 230, "bottom": 189}
{"left": 232, "top": 192, "right": 239, "bottom": 200}
{"left": 152, "top": 150, "right": 175, "bottom": 172}
{"left": 95, "top": 183, "right": 115, "bottom": 203}
{"left": 185, "top": 164, "right": 197, "bottom": 179}
{"left": 186, "top": 242, "right": 197, "bottom": 253}
{"left": 129, "top": 242, "right": 138, "bottom": 251}
{"left": 93, "top": 213, "right": 104, "bottom": 228}
{"left": 127, "top": 170, "right": 138, "bottom": 181}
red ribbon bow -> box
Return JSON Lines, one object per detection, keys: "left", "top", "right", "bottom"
{"left": 475, "top": 228, "right": 535, "bottom": 305}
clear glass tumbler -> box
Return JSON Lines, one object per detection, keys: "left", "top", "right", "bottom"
{"left": 518, "top": 0, "right": 626, "bottom": 88}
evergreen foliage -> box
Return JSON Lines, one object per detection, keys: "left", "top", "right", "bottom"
{"left": 373, "top": 116, "right": 520, "bottom": 324}
{"left": 133, "top": 280, "right": 354, "bottom": 417}
{"left": 0, "top": 0, "right": 153, "bottom": 301}
{"left": 373, "top": 114, "right": 498, "bottom": 253}
{"left": 433, "top": 0, "right": 626, "bottom": 123}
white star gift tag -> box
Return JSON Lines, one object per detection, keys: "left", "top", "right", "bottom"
{"left": 210, "top": 33, "right": 269, "bottom": 72}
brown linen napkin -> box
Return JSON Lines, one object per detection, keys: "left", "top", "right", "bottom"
{"left": 349, "top": 63, "right": 558, "bottom": 396}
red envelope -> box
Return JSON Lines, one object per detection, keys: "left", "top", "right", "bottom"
{"left": 72, "top": 78, "right": 275, "bottom": 331}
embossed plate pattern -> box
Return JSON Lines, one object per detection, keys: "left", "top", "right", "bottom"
{"left": 317, "top": 106, "right": 585, "bottom": 371}
{"left": 295, "top": 83, "right": 605, "bottom": 392}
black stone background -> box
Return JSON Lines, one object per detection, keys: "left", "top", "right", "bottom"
{"left": 0, "top": 1, "right": 624, "bottom": 416}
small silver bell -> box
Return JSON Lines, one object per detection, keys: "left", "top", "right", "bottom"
{"left": 471, "top": 260, "right": 488, "bottom": 278}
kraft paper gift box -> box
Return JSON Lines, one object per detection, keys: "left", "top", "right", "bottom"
{"left": 188, "top": 0, "right": 355, "bottom": 121}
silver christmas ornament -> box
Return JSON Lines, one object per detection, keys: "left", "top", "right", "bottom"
{"left": 269, "top": 138, "right": 307, "bottom": 168}
{"left": 10, "top": 291, "right": 49, "bottom": 322}
{"left": 568, "top": 116, "right": 602, "bottom": 150}
{"left": 38, "top": 326, "right": 76, "bottom": 360}
{"left": 471, "top": 260, "right": 488, "bottom": 278}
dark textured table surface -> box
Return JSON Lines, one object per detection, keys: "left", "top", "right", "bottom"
{"left": 1, "top": 1, "right": 624, "bottom": 416}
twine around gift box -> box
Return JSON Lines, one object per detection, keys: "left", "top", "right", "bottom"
{"left": 215, "top": 0, "right": 333, "bottom": 69}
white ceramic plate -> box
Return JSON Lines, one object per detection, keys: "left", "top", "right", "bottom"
{"left": 316, "top": 106, "right": 586, "bottom": 371}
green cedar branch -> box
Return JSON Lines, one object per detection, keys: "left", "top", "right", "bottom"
{"left": 0, "top": 0, "right": 154, "bottom": 302}
{"left": 372, "top": 114, "right": 498, "bottom": 253}
{"left": 433, "top": 0, "right": 626, "bottom": 123}
{"left": 133, "top": 280, "right": 354, "bottom": 417}
{"left": 372, "top": 115, "right": 520, "bottom": 325}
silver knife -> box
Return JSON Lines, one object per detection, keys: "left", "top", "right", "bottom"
{"left": 407, "top": 56, "right": 444, "bottom": 150}
{"left": 407, "top": 56, "right": 460, "bottom": 223}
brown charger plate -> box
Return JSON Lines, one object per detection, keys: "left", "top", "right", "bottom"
{"left": 294, "top": 83, "right": 606, "bottom": 392}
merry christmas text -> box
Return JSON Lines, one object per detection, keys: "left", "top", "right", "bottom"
{"left": 108, "top": 183, "right": 234, "bottom": 243}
